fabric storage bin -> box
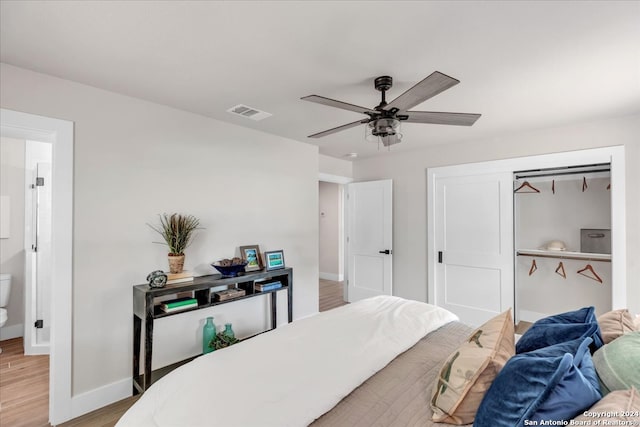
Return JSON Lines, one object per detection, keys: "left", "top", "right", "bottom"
{"left": 580, "top": 229, "right": 611, "bottom": 254}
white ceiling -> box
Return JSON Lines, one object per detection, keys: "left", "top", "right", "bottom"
{"left": 1, "top": 1, "right": 639, "bottom": 159}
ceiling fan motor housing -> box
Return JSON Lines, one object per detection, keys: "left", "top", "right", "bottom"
{"left": 374, "top": 76, "right": 393, "bottom": 92}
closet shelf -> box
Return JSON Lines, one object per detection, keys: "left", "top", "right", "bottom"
{"left": 516, "top": 249, "right": 611, "bottom": 262}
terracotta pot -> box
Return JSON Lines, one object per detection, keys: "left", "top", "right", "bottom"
{"left": 168, "top": 254, "right": 185, "bottom": 274}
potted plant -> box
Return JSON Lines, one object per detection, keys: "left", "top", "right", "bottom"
{"left": 148, "top": 213, "right": 201, "bottom": 274}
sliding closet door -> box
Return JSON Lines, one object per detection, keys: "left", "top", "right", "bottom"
{"left": 433, "top": 172, "right": 513, "bottom": 326}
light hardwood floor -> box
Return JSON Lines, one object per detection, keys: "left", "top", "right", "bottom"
{"left": 0, "top": 338, "right": 49, "bottom": 427}
{"left": 0, "top": 280, "right": 346, "bottom": 426}
{"left": 319, "top": 278, "right": 347, "bottom": 312}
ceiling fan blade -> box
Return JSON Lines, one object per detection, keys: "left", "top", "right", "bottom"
{"left": 308, "top": 119, "right": 369, "bottom": 138}
{"left": 403, "top": 111, "right": 481, "bottom": 126}
{"left": 301, "top": 95, "right": 375, "bottom": 115}
{"left": 384, "top": 72, "right": 459, "bottom": 112}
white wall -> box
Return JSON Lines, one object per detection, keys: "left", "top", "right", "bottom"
{"left": 0, "top": 63, "right": 319, "bottom": 396}
{"left": 352, "top": 114, "right": 640, "bottom": 314}
{"left": 319, "top": 182, "right": 342, "bottom": 280}
{"left": 0, "top": 136, "right": 25, "bottom": 339}
{"left": 319, "top": 154, "right": 352, "bottom": 178}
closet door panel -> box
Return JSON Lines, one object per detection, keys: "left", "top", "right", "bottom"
{"left": 435, "top": 172, "right": 513, "bottom": 326}
{"left": 444, "top": 265, "right": 502, "bottom": 312}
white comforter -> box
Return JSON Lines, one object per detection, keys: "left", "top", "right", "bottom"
{"left": 116, "top": 296, "right": 457, "bottom": 427}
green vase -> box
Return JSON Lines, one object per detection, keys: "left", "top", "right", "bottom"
{"left": 224, "top": 323, "right": 235, "bottom": 340}
{"left": 203, "top": 317, "right": 216, "bottom": 354}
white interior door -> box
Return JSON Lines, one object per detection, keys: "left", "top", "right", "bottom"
{"left": 434, "top": 172, "right": 513, "bottom": 326}
{"left": 346, "top": 180, "right": 392, "bottom": 302}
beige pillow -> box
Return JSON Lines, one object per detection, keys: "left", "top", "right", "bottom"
{"left": 598, "top": 308, "right": 636, "bottom": 344}
{"left": 571, "top": 387, "right": 640, "bottom": 422}
{"left": 431, "top": 309, "right": 514, "bottom": 425}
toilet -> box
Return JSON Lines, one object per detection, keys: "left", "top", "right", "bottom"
{"left": 0, "top": 274, "right": 11, "bottom": 353}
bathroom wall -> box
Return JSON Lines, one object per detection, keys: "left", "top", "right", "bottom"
{"left": 0, "top": 136, "right": 25, "bottom": 339}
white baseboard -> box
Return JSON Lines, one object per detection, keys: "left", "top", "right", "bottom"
{"left": 70, "top": 377, "right": 131, "bottom": 421}
{"left": 0, "top": 323, "right": 23, "bottom": 340}
{"left": 319, "top": 272, "right": 344, "bottom": 282}
{"left": 24, "top": 343, "right": 49, "bottom": 356}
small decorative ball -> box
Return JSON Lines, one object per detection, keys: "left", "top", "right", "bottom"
{"left": 146, "top": 270, "right": 167, "bottom": 288}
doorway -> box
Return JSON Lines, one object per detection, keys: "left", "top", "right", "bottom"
{"left": 318, "top": 173, "right": 352, "bottom": 308}
{"left": 319, "top": 181, "right": 344, "bottom": 282}
{"left": 0, "top": 108, "right": 74, "bottom": 425}
{"left": 514, "top": 164, "right": 612, "bottom": 325}
{"left": 0, "top": 138, "right": 52, "bottom": 354}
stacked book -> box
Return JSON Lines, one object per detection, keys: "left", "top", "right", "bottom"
{"left": 210, "top": 284, "right": 229, "bottom": 293}
{"left": 166, "top": 271, "right": 194, "bottom": 285}
{"left": 213, "top": 288, "right": 246, "bottom": 302}
{"left": 254, "top": 280, "right": 282, "bottom": 292}
{"left": 160, "top": 296, "right": 198, "bottom": 313}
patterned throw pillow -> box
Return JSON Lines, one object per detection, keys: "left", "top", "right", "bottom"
{"left": 431, "top": 309, "right": 514, "bottom": 425}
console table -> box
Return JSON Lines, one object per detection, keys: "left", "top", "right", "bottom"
{"left": 132, "top": 267, "right": 293, "bottom": 394}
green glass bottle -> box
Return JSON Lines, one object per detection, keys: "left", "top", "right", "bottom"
{"left": 224, "top": 323, "right": 235, "bottom": 340}
{"left": 203, "top": 317, "right": 216, "bottom": 354}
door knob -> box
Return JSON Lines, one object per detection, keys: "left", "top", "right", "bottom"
{"left": 379, "top": 249, "right": 391, "bottom": 255}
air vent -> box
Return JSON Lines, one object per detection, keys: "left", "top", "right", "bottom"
{"left": 226, "top": 104, "right": 272, "bottom": 121}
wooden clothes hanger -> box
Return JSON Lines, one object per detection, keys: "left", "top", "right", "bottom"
{"left": 515, "top": 181, "right": 540, "bottom": 194}
{"left": 555, "top": 261, "right": 566, "bottom": 279}
{"left": 529, "top": 259, "right": 538, "bottom": 276}
{"left": 577, "top": 263, "right": 603, "bottom": 284}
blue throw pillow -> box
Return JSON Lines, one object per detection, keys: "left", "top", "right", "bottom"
{"left": 474, "top": 337, "right": 601, "bottom": 427}
{"left": 516, "top": 306, "right": 604, "bottom": 354}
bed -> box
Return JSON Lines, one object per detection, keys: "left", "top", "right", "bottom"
{"left": 116, "top": 296, "right": 470, "bottom": 427}
{"left": 118, "top": 296, "right": 640, "bottom": 426}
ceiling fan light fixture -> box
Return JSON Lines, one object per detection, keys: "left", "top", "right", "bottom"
{"left": 370, "top": 118, "right": 400, "bottom": 136}
{"left": 365, "top": 118, "right": 402, "bottom": 147}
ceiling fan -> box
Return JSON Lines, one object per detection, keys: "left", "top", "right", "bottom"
{"left": 301, "top": 72, "right": 481, "bottom": 147}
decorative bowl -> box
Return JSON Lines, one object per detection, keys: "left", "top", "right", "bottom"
{"left": 211, "top": 262, "right": 248, "bottom": 277}
{"left": 544, "top": 240, "right": 567, "bottom": 251}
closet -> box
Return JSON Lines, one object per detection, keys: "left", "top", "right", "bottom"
{"left": 427, "top": 146, "right": 625, "bottom": 327}
{"left": 514, "top": 164, "right": 612, "bottom": 326}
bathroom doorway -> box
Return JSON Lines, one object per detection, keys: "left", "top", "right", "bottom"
{"left": 0, "top": 138, "right": 52, "bottom": 355}
{"left": 1, "top": 108, "right": 74, "bottom": 425}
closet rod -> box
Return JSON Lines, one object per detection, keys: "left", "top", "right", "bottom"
{"left": 515, "top": 168, "right": 610, "bottom": 180}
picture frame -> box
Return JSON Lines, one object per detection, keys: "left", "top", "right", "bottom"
{"left": 239, "top": 245, "right": 262, "bottom": 271}
{"left": 264, "top": 250, "right": 285, "bottom": 271}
